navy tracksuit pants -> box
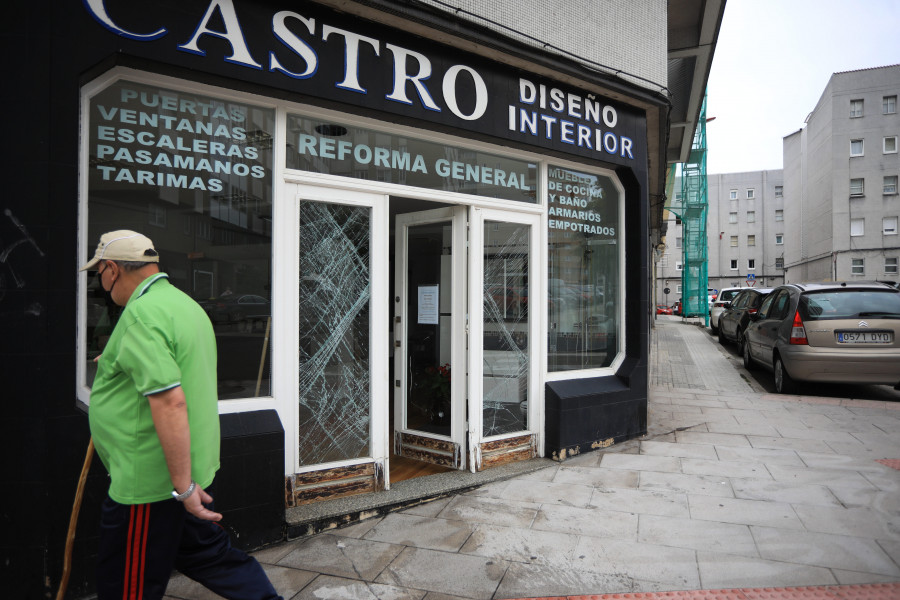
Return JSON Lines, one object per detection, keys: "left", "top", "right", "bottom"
{"left": 97, "top": 494, "right": 281, "bottom": 600}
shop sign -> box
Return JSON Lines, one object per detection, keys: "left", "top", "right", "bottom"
{"left": 82, "top": 0, "right": 647, "bottom": 169}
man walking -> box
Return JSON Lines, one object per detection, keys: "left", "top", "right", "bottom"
{"left": 81, "top": 230, "right": 280, "bottom": 600}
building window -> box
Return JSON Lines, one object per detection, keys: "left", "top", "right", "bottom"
{"left": 730, "top": 235, "right": 738, "bottom": 247}
{"left": 775, "top": 185, "right": 783, "bottom": 198}
{"left": 850, "top": 139, "right": 864, "bottom": 156}
{"left": 729, "top": 189, "right": 737, "bottom": 200}
{"left": 676, "top": 260, "right": 683, "bottom": 271}
{"left": 747, "top": 235, "right": 756, "bottom": 246}
{"left": 677, "top": 284, "right": 682, "bottom": 293}
{"left": 730, "top": 259, "right": 738, "bottom": 270}
{"left": 748, "top": 259, "right": 756, "bottom": 270}
{"left": 547, "top": 165, "right": 622, "bottom": 372}
{"left": 675, "top": 216, "right": 682, "bottom": 225}
{"left": 676, "top": 236, "right": 682, "bottom": 248}
{"left": 886, "top": 257, "right": 899, "bottom": 275}
{"left": 776, "top": 257, "right": 784, "bottom": 270}
{"left": 850, "top": 178, "right": 865, "bottom": 196}
{"left": 79, "top": 78, "right": 276, "bottom": 403}
{"left": 747, "top": 211, "right": 755, "bottom": 223}
{"left": 850, "top": 99, "right": 864, "bottom": 118}
{"left": 775, "top": 209, "right": 784, "bottom": 222}
{"left": 775, "top": 234, "right": 783, "bottom": 245}
{"left": 729, "top": 212, "right": 737, "bottom": 223}
{"left": 885, "top": 136, "right": 898, "bottom": 154}
{"left": 851, "top": 258, "right": 865, "bottom": 275}
{"left": 746, "top": 189, "right": 755, "bottom": 199}
{"left": 884, "top": 216, "right": 898, "bottom": 235}
{"left": 885, "top": 95, "right": 897, "bottom": 115}
{"left": 885, "top": 176, "right": 898, "bottom": 195}
{"left": 850, "top": 218, "right": 865, "bottom": 237}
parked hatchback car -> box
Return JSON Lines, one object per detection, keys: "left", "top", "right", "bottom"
{"left": 656, "top": 304, "right": 673, "bottom": 315}
{"left": 709, "top": 287, "right": 742, "bottom": 333}
{"left": 718, "top": 287, "right": 774, "bottom": 348}
{"left": 742, "top": 281, "right": 900, "bottom": 394}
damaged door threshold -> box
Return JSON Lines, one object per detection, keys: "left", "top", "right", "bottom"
{"left": 285, "top": 457, "right": 556, "bottom": 539}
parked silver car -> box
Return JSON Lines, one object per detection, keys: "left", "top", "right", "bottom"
{"left": 742, "top": 281, "right": 900, "bottom": 394}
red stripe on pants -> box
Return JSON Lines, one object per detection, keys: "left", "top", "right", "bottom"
{"left": 124, "top": 504, "right": 150, "bottom": 600}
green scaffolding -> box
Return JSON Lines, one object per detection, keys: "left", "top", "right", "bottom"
{"left": 665, "top": 95, "right": 709, "bottom": 324}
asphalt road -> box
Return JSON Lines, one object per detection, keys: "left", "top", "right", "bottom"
{"left": 699, "top": 321, "right": 900, "bottom": 401}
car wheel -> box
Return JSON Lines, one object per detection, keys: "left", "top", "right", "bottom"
{"left": 774, "top": 356, "right": 797, "bottom": 394}
{"left": 718, "top": 326, "right": 727, "bottom": 345}
{"left": 742, "top": 339, "right": 755, "bottom": 370}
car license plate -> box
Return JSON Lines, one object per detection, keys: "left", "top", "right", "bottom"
{"left": 836, "top": 331, "right": 893, "bottom": 344}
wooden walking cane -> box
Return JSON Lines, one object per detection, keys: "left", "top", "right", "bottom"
{"left": 57, "top": 437, "right": 94, "bottom": 600}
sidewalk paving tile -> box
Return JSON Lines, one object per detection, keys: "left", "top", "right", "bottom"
{"left": 637, "top": 513, "right": 758, "bottom": 557}
{"left": 730, "top": 477, "right": 842, "bottom": 507}
{"left": 275, "top": 534, "right": 405, "bottom": 580}
{"left": 571, "top": 536, "right": 701, "bottom": 589}
{"left": 589, "top": 487, "right": 691, "bottom": 518}
{"left": 696, "top": 551, "right": 838, "bottom": 590}
{"left": 289, "top": 574, "right": 424, "bottom": 600}
{"left": 532, "top": 504, "right": 638, "bottom": 540}
{"left": 751, "top": 526, "right": 900, "bottom": 577}
{"left": 552, "top": 465, "right": 641, "bottom": 489}
{"left": 639, "top": 471, "right": 735, "bottom": 498}
{"left": 687, "top": 494, "right": 803, "bottom": 530}
{"left": 375, "top": 547, "right": 507, "bottom": 600}
{"left": 363, "top": 513, "right": 475, "bottom": 552}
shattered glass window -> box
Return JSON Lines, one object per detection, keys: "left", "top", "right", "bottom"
{"left": 483, "top": 221, "right": 530, "bottom": 437}
{"left": 297, "top": 201, "right": 371, "bottom": 466}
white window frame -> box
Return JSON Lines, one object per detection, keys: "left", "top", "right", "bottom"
{"left": 729, "top": 259, "right": 738, "bottom": 270}
{"left": 850, "top": 218, "right": 865, "bottom": 237}
{"left": 746, "top": 211, "right": 755, "bottom": 223}
{"left": 747, "top": 234, "right": 756, "bottom": 247}
{"left": 775, "top": 209, "right": 784, "bottom": 222}
{"left": 851, "top": 258, "right": 865, "bottom": 275}
{"left": 885, "top": 176, "right": 898, "bottom": 195}
{"left": 729, "top": 189, "right": 737, "bottom": 200}
{"left": 676, "top": 260, "right": 683, "bottom": 271}
{"left": 729, "top": 212, "right": 737, "bottom": 223}
{"left": 885, "top": 257, "right": 898, "bottom": 275}
{"left": 775, "top": 185, "right": 783, "bottom": 198}
{"left": 776, "top": 257, "right": 784, "bottom": 270}
{"left": 746, "top": 189, "right": 755, "bottom": 199}
{"left": 850, "top": 139, "right": 864, "bottom": 157}
{"left": 884, "top": 136, "right": 898, "bottom": 154}
{"left": 850, "top": 178, "right": 865, "bottom": 196}
{"left": 747, "top": 259, "right": 755, "bottom": 270}
{"left": 884, "top": 95, "right": 897, "bottom": 115}
{"left": 730, "top": 235, "right": 738, "bottom": 247}
{"left": 850, "top": 99, "right": 864, "bottom": 118}
{"left": 884, "top": 216, "right": 898, "bottom": 235}
{"left": 775, "top": 234, "right": 783, "bottom": 245}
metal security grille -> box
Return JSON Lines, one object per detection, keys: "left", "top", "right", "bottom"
{"left": 666, "top": 96, "right": 709, "bottom": 323}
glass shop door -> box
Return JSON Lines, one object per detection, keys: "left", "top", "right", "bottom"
{"left": 393, "top": 206, "right": 468, "bottom": 469}
{"left": 467, "top": 208, "right": 540, "bottom": 471}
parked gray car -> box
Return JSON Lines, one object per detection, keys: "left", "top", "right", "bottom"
{"left": 742, "top": 281, "right": 900, "bottom": 394}
{"left": 717, "top": 287, "right": 774, "bottom": 348}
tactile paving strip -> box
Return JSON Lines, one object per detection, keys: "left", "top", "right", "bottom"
{"left": 875, "top": 458, "right": 900, "bottom": 471}
{"left": 503, "top": 582, "right": 900, "bottom": 600}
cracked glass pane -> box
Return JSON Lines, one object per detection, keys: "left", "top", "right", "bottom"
{"left": 483, "top": 221, "right": 530, "bottom": 437}
{"left": 298, "top": 201, "right": 371, "bottom": 466}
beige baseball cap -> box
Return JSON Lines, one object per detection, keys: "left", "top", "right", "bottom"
{"left": 80, "top": 230, "right": 159, "bottom": 271}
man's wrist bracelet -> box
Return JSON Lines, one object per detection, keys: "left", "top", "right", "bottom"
{"left": 172, "top": 480, "right": 196, "bottom": 502}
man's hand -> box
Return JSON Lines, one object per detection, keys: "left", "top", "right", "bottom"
{"left": 182, "top": 484, "right": 222, "bottom": 522}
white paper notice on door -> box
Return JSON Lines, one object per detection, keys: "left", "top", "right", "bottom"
{"left": 417, "top": 285, "right": 439, "bottom": 324}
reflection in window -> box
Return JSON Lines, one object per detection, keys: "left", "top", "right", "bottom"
{"left": 83, "top": 79, "right": 274, "bottom": 400}
{"left": 297, "top": 201, "right": 371, "bottom": 466}
{"left": 547, "top": 166, "right": 620, "bottom": 371}
{"left": 483, "top": 222, "right": 530, "bottom": 436}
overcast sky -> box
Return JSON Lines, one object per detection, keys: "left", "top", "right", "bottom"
{"left": 704, "top": 0, "right": 900, "bottom": 175}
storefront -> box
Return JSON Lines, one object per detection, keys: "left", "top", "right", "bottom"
{"left": 4, "top": 1, "right": 677, "bottom": 595}
{"left": 74, "top": 0, "right": 649, "bottom": 508}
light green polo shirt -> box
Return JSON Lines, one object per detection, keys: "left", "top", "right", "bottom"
{"left": 89, "top": 273, "right": 220, "bottom": 504}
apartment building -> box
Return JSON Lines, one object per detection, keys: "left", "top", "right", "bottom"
{"left": 656, "top": 170, "right": 785, "bottom": 307}
{"left": 783, "top": 64, "right": 900, "bottom": 282}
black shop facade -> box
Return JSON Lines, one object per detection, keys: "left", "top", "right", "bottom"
{"left": 5, "top": 1, "right": 653, "bottom": 591}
